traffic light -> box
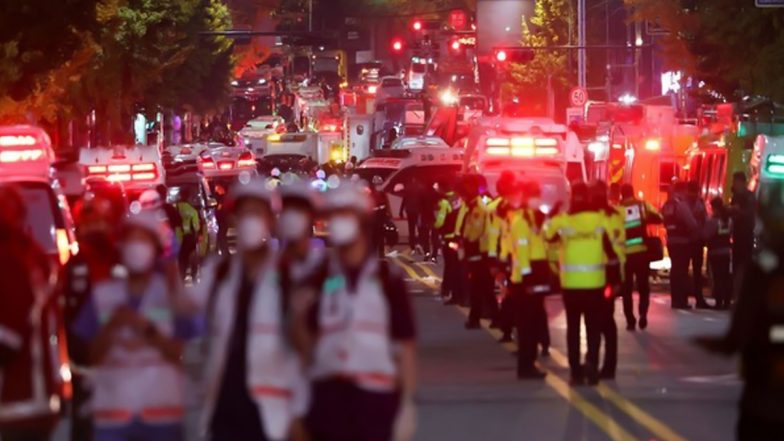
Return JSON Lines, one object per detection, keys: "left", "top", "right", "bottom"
{"left": 493, "top": 47, "right": 535, "bottom": 64}
{"left": 391, "top": 37, "right": 405, "bottom": 54}
{"left": 449, "top": 37, "right": 462, "bottom": 54}
{"left": 411, "top": 20, "right": 423, "bottom": 32}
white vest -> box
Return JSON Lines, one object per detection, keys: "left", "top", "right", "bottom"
{"left": 311, "top": 258, "right": 398, "bottom": 392}
{"left": 90, "top": 274, "right": 185, "bottom": 426}
{"left": 201, "top": 255, "right": 307, "bottom": 441}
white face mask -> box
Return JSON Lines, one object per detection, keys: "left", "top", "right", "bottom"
{"left": 237, "top": 215, "right": 270, "bottom": 251}
{"left": 328, "top": 214, "right": 360, "bottom": 246}
{"left": 278, "top": 209, "right": 311, "bottom": 241}
{"left": 122, "top": 240, "right": 156, "bottom": 274}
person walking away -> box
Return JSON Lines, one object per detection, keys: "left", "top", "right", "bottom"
{"left": 302, "top": 182, "right": 418, "bottom": 441}
{"left": 461, "top": 174, "right": 492, "bottom": 329}
{"left": 369, "top": 176, "right": 391, "bottom": 257}
{"left": 661, "top": 182, "right": 698, "bottom": 309}
{"left": 505, "top": 181, "right": 546, "bottom": 379}
{"left": 687, "top": 181, "right": 710, "bottom": 308}
{"left": 523, "top": 182, "right": 552, "bottom": 356}
{"left": 434, "top": 181, "right": 460, "bottom": 302}
{"left": 545, "top": 182, "right": 615, "bottom": 386}
{"left": 195, "top": 177, "right": 308, "bottom": 441}
{"left": 591, "top": 181, "right": 624, "bottom": 380}
{"left": 156, "top": 184, "right": 183, "bottom": 236}
{"left": 727, "top": 172, "right": 756, "bottom": 293}
{"left": 65, "top": 196, "right": 121, "bottom": 441}
{"left": 176, "top": 187, "right": 202, "bottom": 279}
{"left": 619, "top": 184, "right": 662, "bottom": 329}
{"left": 72, "top": 212, "right": 196, "bottom": 441}
{"left": 419, "top": 182, "right": 441, "bottom": 262}
{"left": 0, "top": 185, "right": 63, "bottom": 441}
{"left": 400, "top": 177, "right": 424, "bottom": 255}
{"left": 703, "top": 197, "right": 733, "bottom": 310}
{"left": 694, "top": 180, "right": 784, "bottom": 440}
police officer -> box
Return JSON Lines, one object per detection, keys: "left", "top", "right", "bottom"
{"left": 686, "top": 181, "right": 710, "bottom": 309}
{"left": 523, "top": 181, "right": 552, "bottom": 356}
{"left": 662, "top": 182, "right": 698, "bottom": 309}
{"left": 488, "top": 172, "right": 517, "bottom": 341}
{"left": 196, "top": 177, "right": 308, "bottom": 441}
{"left": 460, "top": 174, "right": 494, "bottom": 329}
{"left": 176, "top": 187, "right": 201, "bottom": 279}
{"left": 727, "top": 172, "right": 756, "bottom": 286}
{"left": 72, "top": 211, "right": 195, "bottom": 441}
{"left": 304, "top": 181, "right": 418, "bottom": 441}
{"left": 545, "top": 182, "right": 614, "bottom": 385}
{"left": 695, "top": 180, "right": 784, "bottom": 440}
{"left": 703, "top": 197, "right": 733, "bottom": 310}
{"left": 619, "top": 184, "right": 662, "bottom": 329}
{"left": 591, "top": 181, "right": 624, "bottom": 380}
{"left": 435, "top": 181, "right": 463, "bottom": 304}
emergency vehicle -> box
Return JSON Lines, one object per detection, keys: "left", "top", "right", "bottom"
{"left": 463, "top": 116, "right": 583, "bottom": 211}
{"left": 357, "top": 146, "right": 464, "bottom": 238}
{"left": 260, "top": 132, "right": 320, "bottom": 173}
{"left": 390, "top": 135, "right": 449, "bottom": 150}
{"left": 80, "top": 144, "right": 165, "bottom": 199}
{"left": 0, "top": 125, "right": 72, "bottom": 426}
{"left": 751, "top": 134, "right": 784, "bottom": 196}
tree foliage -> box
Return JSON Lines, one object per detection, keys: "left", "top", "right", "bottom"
{"left": 504, "top": 0, "right": 574, "bottom": 111}
{"left": 626, "top": 0, "right": 784, "bottom": 103}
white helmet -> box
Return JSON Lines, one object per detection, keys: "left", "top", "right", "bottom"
{"left": 123, "top": 210, "right": 169, "bottom": 249}
{"left": 323, "top": 180, "right": 372, "bottom": 214}
{"left": 315, "top": 169, "right": 326, "bottom": 180}
{"left": 280, "top": 180, "right": 317, "bottom": 209}
{"left": 229, "top": 176, "right": 280, "bottom": 212}
{"left": 138, "top": 189, "right": 162, "bottom": 210}
{"left": 270, "top": 167, "right": 281, "bottom": 178}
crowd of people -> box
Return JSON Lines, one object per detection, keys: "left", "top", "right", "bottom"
{"left": 1, "top": 177, "right": 417, "bottom": 441}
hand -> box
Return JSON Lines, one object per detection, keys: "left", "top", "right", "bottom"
{"left": 392, "top": 400, "right": 417, "bottom": 441}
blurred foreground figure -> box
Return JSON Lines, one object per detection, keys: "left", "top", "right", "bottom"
{"left": 0, "top": 185, "right": 63, "bottom": 441}
{"left": 197, "top": 177, "right": 308, "bottom": 441}
{"left": 72, "top": 212, "right": 195, "bottom": 441}
{"left": 300, "top": 181, "right": 418, "bottom": 441}
{"left": 696, "top": 181, "right": 784, "bottom": 440}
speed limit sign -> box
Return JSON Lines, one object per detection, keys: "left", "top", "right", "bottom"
{"left": 569, "top": 87, "right": 588, "bottom": 107}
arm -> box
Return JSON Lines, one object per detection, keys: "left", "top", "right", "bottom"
{"left": 644, "top": 201, "right": 663, "bottom": 224}
{"left": 145, "top": 323, "right": 184, "bottom": 364}
{"left": 397, "top": 341, "right": 417, "bottom": 402}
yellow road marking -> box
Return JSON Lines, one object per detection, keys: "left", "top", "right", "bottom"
{"left": 414, "top": 261, "right": 440, "bottom": 279}
{"left": 548, "top": 348, "right": 688, "bottom": 441}
{"left": 396, "top": 256, "right": 687, "bottom": 441}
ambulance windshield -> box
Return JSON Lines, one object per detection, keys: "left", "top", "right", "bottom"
{"left": 18, "top": 182, "right": 59, "bottom": 253}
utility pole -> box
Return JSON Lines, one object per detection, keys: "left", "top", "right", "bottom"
{"left": 577, "top": 0, "right": 587, "bottom": 89}
{"left": 308, "top": 0, "right": 313, "bottom": 32}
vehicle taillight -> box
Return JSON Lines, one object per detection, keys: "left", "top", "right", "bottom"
{"left": 108, "top": 164, "right": 131, "bottom": 173}
{"left": 56, "top": 228, "right": 71, "bottom": 266}
{"left": 238, "top": 152, "right": 256, "bottom": 168}
{"left": 219, "top": 162, "right": 234, "bottom": 171}
{"left": 0, "top": 148, "right": 45, "bottom": 162}
{"left": 88, "top": 165, "right": 107, "bottom": 174}
{"left": 200, "top": 157, "right": 216, "bottom": 169}
{"left": 486, "top": 137, "right": 510, "bottom": 147}
{"left": 132, "top": 163, "right": 156, "bottom": 172}
{"left": 535, "top": 146, "right": 559, "bottom": 156}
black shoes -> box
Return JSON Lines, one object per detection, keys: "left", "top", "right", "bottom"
{"left": 583, "top": 364, "right": 599, "bottom": 386}
{"left": 599, "top": 370, "right": 616, "bottom": 380}
{"left": 626, "top": 321, "right": 636, "bottom": 331}
{"left": 518, "top": 368, "right": 547, "bottom": 380}
{"left": 639, "top": 316, "right": 648, "bottom": 330}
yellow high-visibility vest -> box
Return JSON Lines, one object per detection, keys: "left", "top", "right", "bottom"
{"left": 507, "top": 209, "right": 532, "bottom": 284}
{"left": 544, "top": 211, "right": 608, "bottom": 290}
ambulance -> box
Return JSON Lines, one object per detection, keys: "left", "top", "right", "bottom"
{"left": 463, "top": 116, "right": 582, "bottom": 213}
{"left": 356, "top": 146, "right": 464, "bottom": 238}
{"left": 0, "top": 125, "right": 78, "bottom": 266}
{"left": 751, "top": 134, "right": 784, "bottom": 196}
{"left": 80, "top": 144, "right": 165, "bottom": 200}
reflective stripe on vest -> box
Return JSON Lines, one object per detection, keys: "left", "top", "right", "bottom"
{"left": 623, "top": 202, "right": 647, "bottom": 254}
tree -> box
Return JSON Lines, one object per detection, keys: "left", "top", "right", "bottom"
{"left": 626, "top": 0, "right": 784, "bottom": 103}
{"left": 504, "top": 0, "right": 575, "bottom": 115}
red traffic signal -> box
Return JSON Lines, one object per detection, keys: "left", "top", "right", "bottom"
{"left": 450, "top": 38, "right": 462, "bottom": 53}
{"left": 411, "top": 20, "right": 423, "bottom": 31}
{"left": 493, "top": 47, "right": 534, "bottom": 64}
{"left": 391, "top": 37, "right": 405, "bottom": 53}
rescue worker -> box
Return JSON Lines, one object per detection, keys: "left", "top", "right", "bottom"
{"left": 197, "top": 177, "right": 308, "bottom": 441}
{"left": 523, "top": 181, "right": 552, "bottom": 356}
{"left": 64, "top": 195, "right": 121, "bottom": 441}
{"left": 727, "top": 171, "right": 756, "bottom": 287}
{"left": 156, "top": 184, "right": 183, "bottom": 235}
{"left": 268, "top": 167, "right": 283, "bottom": 188}
{"left": 545, "top": 182, "right": 615, "bottom": 386}
{"left": 703, "top": 197, "right": 733, "bottom": 310}
{"left": 277, "top": 181, "right": 326, "bottom": 286}
{"left": 419, "top": 182, "right": 441, "bottom": 262}
{"left": 176, "top": 187, "right": 201, "bottom": 279}
{"left": 72, "top": 211, "right": 195, "bottom": 441}
{"left": 302, "top": 181, "right": 418, "bottom": 441}
{"left": 591, "top": 181, "right": 624, "bottom": 380}
{"left": 487, "top": 172, "right": 516, "bottom": 340}
{"left": 687, "top": 181, "right": 710, "bottom": 309}
{"left": 694, "top": 180, "right": 784, "bottom": 440}
{"left": 0, "top": 185, "right": 63, "bottom": 441}
{"left": 369, "top": 175, "right": 391, "bottom": 258}
{"left": 619, "top": 183, "right": 662, "bottom": 330}
{"left": 662, "top": 182, "right": 698, "bottom": 309}
{"left": 505, "top": 181, "right": 546, "bottom": 379}
{"left": 312, "top": 169, "right": 328, "bottom": 193}
{"left": 400, "top": 177, "right": 425, "bottom": 255}
{"left": 435, "top": 181, "right": 464, "bottom": 304}
{"left": 461, "top": 174, "right": 494, "bottom": 329}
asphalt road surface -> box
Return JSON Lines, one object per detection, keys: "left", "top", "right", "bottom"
{"left": 53, "top": 250, "right": 740, "bottom": 441}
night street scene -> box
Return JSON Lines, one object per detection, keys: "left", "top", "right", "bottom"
{"left": 2, "top": 1, "right": 784, "bottom": 440}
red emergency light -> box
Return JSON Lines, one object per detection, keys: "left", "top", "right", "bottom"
{"left": 495, "top": 50, "right": 508, "bottom": 62}
{"left": 0, "top": 129, "right": 52, "bottom": 165}
{"left": 391, "top": 38, "right": 405, "bottom": 53}
{"left": 450, "top": 38, "right": 462, "bottom": 53}
{"left": 485, "top": 137, "right": 560, "bottom": 157}
{"left": 237, "top": 152, "right": 256, "bottom": 168}
{"left": 412, "top": 20, "right": 423, "bottom": 31}
{"left": 87, "top": 162, "right": 159, "bottom": 182}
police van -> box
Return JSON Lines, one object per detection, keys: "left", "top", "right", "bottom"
{"left": 80, "top": 144, "right": 165, "bottom": 200}
{"left": 357, "top": 146, "right": 464, "bottom": 238}
{"left": 0, "top": 125, "right": 78, "bottom": 266}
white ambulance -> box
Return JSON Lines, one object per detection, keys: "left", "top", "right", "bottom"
{"left": 80, "top": 144, "right": 165, "bottom": 199}
{"left": 0, "top": 125, "right": 78, "bottom": 266}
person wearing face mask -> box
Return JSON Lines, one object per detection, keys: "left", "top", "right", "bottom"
{"left": 300, "top": 181, "right": 418, "bottom": 441}
{"left": 195, "top": 177, "right": 308, "bottom": 441}
{"left": 64, "top": 195, "right": 121, "bottom": 441}
{"left": 71, "top": 211, "right": 196, "bottom": 441}
{"left": 278, "top": 181, "right": 326, "bottom": 288}
{"left": 522, "top": 181, "right": 552, "bottom": 357}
